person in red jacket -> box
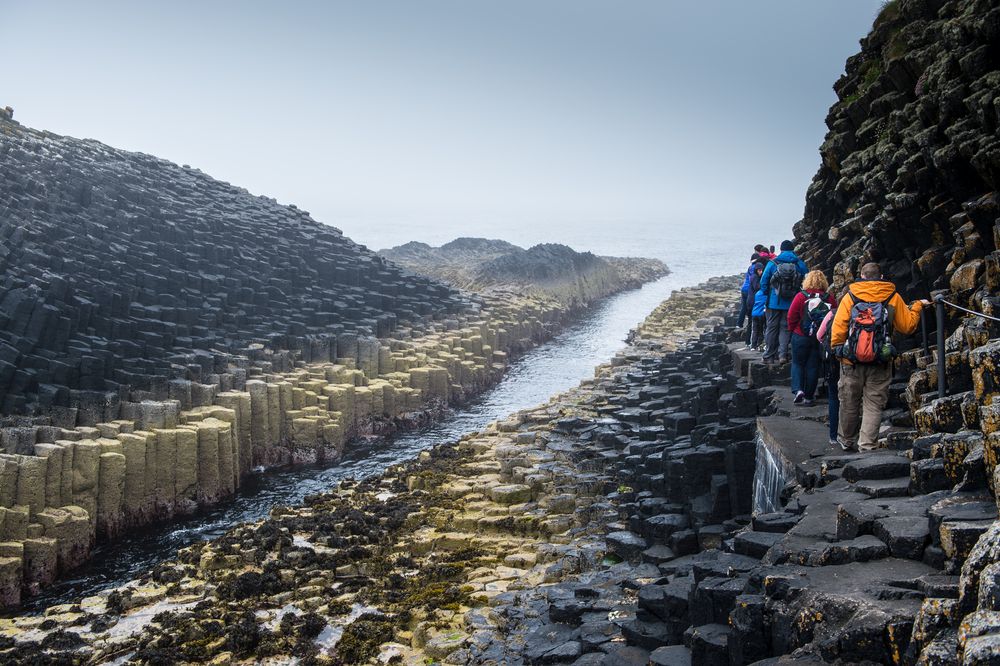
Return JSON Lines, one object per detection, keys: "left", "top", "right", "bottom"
{"left": 787, "top": 270, "right": 836, "bottom": 405}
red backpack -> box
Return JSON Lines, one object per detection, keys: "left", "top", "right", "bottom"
{"left": 841, "top": 288, "right": 896, "bottom": 364}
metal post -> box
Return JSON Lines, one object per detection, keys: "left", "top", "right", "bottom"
{"left": 921, "top": 310, "right": 930, "bottom": 360}
{"left": 935, "top": 295, "right": 946, "bottom": 399}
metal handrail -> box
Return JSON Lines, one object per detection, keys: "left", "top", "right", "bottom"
{"left": 937, "top": 297, "right": 1000, "bottom": 323}
{"left": 932, "top": 295, "right": 1000, "bottom": 399}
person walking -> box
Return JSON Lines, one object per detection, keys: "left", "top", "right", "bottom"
{"left": 738, "top": 252, "right": 760, "bottom": 328}
{"left": 786, "top": 271, "right": 836, "bottom": 406}
{"left": 830, "top": 262, "right": 930, "bottom": 451}
{"left": 744, "top": 258, "right": 764, "bottom": 347}
{"left": 816, "top": 307, "right": 839, "bottom": 447}
{"left": 759, "top": 240, "right": 807, "bottom": 364}
{"left": 749, "top": 271, "right": 767, "bottom": 350}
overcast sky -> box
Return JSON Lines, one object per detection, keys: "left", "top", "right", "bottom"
{"left": 2, "top": 1, "right": 881, "bottom": 251}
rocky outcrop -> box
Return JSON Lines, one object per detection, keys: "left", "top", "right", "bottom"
{"left": 790, "top": 4, "right": 1000, "bottom": 658}
{"left": 793, "top": 0, "right": 1000, "bottom": 316}
{"left": 380, "top": 238, "right": 669, "bottom": 308}
{"left": 0, "top": 116, "right": 468, "bottom": 423}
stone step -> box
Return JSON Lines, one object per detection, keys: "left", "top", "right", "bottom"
{"left": 842, "top": 455, "right": 911, "bottom": 482}
{"left": 751, "top": 512, "right": 800, "bottom": 533}
{"left": 649, "top": 644, "right": 692, "bottom": 666}
{"left": 642, "top": 544, "right": 677, "bottom": 565}
{"left": 872, "top": 515, "right": 931, "bottom": 560}
{"left": 621, "top": 617, "right": 674, "bottom": 651}
{"left": 910, "top": 458, "right": 953, "bottom": 494}
{"left": 684, "top": 623, "right": 730, "bottom": 665}
{"left": 916, "top": 574, "right": 959, "bottom": 599}
{"left": 854, "top": 477, "right": 911, "bottom": 498}
{"left": 766, "top": 385, "right": 831, "bottom": 423}
{"left": 733, "top": 530, "right": 783, "bottom": 559}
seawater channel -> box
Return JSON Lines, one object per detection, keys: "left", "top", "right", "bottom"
{"left": 18, "top": 272, "right": 711, "bottom": 612}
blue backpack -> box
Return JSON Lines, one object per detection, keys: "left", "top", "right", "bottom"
{"left": 752, "top": 289, "right": 766, "bottom": 317}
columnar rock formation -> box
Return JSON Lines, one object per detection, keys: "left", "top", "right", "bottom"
{"left": 380, "top": 238, "right": 669, "bottom": 308}
{"left": 793, "top": 0, "right": 999, "bottom": 314}
{"left": 0, "top": 116, "right": 470, "bottom": 421}
{"left": 0, "top": 279, "right": 739, "bottom": 664}
{"left": 0, "top": 117, "right": 665, "bottom": 608}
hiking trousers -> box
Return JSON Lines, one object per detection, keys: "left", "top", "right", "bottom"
{"left": 827, "top": 360, "right": 840, "bottom": 442}
{"left": 764, "top": 308, "right": 790, "bottom": 361}
{"left": 837, "top": 362, "right": 892, "bottom": 451}
{"left": 790, "top": 333, "right": 821, "bottom": 399}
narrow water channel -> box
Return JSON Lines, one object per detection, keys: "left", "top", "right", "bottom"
{"left": 19, "top": 273, "right": 694, "bottom": 612}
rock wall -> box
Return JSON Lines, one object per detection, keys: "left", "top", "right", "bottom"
{"left": 0, "top": 116, "right": 467, "bottom": 422}
{"left": 793, "top": 0, "right": 1000, "bottom": 315}
{"left": 790, "top": 4, "right": 1000, "bottom": 657}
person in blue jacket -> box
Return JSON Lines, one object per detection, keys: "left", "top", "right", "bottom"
{"left": 758, "top": 240, "right": 808, "bottom": 364}
{"left": 743, "top": 258, "right": 763, "bottom": 344}
{"left": 737, "top": 252, "right": 761, "bottom": 328}
{"left": 748, "top": 262, "right": 767, "bottom": 349}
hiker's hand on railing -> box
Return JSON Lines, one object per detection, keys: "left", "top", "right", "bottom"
{"left": 919, "top": 299, "right": 932, "bottom": 306}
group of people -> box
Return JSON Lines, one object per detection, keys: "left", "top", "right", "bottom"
{"left": 737, "top": 241, "right": 930, "bottom": 452}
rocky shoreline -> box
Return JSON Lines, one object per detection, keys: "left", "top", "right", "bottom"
{"left": 5, "top": 265, "right": 1000, "bottom": 664}
{"left": 0, "top": 267, "right": 674, "bottom": 611}
{"left": 0, "top": 277, "right": 737, "bottom": 664}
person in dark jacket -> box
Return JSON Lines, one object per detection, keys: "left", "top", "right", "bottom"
{"left": 746, "top": 261, "right": 766, "bottom": 348}
{"left": 816, "top": 306, "right": 839, "bottom": 446}
{"left": 787, "top": 270, "right": 836, "bottom": 405}
{"left": 759, "top": 240, "right": 808, "bottom": 364}
{"left": 738, "top": 252, "right": 761, "bottom": 329}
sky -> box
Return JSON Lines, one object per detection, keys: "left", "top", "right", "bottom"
{"left": 1, "top": 1, "right": 883, "bottom": 255}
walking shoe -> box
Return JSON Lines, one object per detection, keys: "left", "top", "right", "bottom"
{"left": 793, "top": 391, "right": 805, "bottom": 404}
{"left": 829, "top": 438, "right": 838, "bottom": 447}
{"left": 802, "top": 398, "right": 815, "bottom": 406}
{"left": 839, "top": 439, "right": 858, "bottom": 452}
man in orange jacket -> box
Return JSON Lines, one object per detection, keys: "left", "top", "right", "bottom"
{"left": 830, "top": 262, "right": 929, "bottom": 451}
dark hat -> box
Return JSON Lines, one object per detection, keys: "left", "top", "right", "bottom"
{"left": 780, "top": 240, "right": 795, "bottom": 252}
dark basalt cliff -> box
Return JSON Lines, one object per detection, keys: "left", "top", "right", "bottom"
{"left": 794, "top": 0, "right": 1000, "bottom": 309}
{"left": 0, "top": 119, "right": 466, "bottom": 422}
